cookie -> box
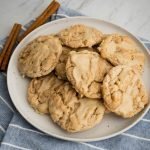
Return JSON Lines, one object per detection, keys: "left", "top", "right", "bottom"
{"left": 102, "top": 65, "right": 148, "bottom": 118}
{"left": 27, "top": 74, "right": 64, "bottom": 114}
{"left": 98, "top": 34, "right": 145, "bottom": 72}
{"left": 66, "top": 50, "right": 112, "bottom": 98}
{"left": 49, "top": 82, "right": 105, "bottom": 132}
{"left": 18, "top": 35, "right": 62, "bottom": 78}
{"left": 55, "top": 47, "right": 98, "bottom": 80}
{"left": 55, "top": 46, "right": 72, "bottom": 80}
{"left": 58, "top": 24, "right": 103, "bottom": 48}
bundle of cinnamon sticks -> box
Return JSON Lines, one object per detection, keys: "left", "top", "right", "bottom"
{"left": 0, "top": 0, "right": 60, "bottom": 71}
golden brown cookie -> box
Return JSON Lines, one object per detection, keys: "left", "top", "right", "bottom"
{"left": 27, "top": 74, "right": 64, "bottom": 114}
{"left": 58, "top": 24, "right": 103, "bottom": 48}
{"left": 18, "top": 35, "right": 62, "bottom": 78}
{"left": 49, "top": 82, "right": 105, "bottom": 132}
{"left": 66, "top": 50, "right": 112, "bottom": 98}
{"left": 102, "top": 65, "right": 148, "bottom": 118}
{"left": 98, "top": 34, "right": 145, "bottom": 72}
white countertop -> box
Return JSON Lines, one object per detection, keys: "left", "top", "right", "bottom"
{"left": 0, "top": 0, "right": 150, "bottom": 41}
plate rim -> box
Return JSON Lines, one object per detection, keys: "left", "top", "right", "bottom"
{"left": 7, "top": 16, "right": 150, "bottom": 142}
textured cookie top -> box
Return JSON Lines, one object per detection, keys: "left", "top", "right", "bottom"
{"left": 58, "top": 24, "right": 103, "bottom": 48}
{"left": 18, "top": 35, "right": 62, "bottom": 78}
{"left": 98, "top": 34, "right": 145, "bottom": 72}
{"left": 55, "top": 47, "right": 98, "bottom": 80}
{"left": 66, "top": 50, "right": 112, "bottom": 98}
{"left": 102, "top": 65, "right": 148, "bottom": 118}
{"left": 49, "top": 82, "right": 105, "bottom": 132}
{"left": 28, "top": 74, "right": 64, "bottom": 114}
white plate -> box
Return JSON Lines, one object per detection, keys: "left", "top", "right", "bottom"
{"left": 7, "top": 17, "right": 150, "bottom": 142}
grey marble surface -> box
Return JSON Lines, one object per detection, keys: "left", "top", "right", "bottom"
{"left": 0, "top": 0, "right": 150, "bottom": 40}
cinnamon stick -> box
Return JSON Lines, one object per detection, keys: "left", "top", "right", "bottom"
{"left": 0, "top": 23, "right": 18, "bottom": 67}
{"left": 1, "top": 23, "right": 21, "bottom": 71}
{"left": 38, "top": 0, "right": 57, "bottom": 19}
{"left": 18, "top": 1, "right": 60, "bottom": 42}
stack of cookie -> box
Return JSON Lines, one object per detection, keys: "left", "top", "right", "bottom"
{"left": 18, "top": 24, "right": 148, "bottom": 133}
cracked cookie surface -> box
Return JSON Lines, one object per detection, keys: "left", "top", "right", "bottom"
{"left": 66, "top": 50, "right": 112, "bottom": 98}
{"left": 28, "top": 74, "right": 64, "bottom": 114}
{"left": 18, "top": 35, "right": 62, "bottom": 78}
{"left": 59, "top": 24, "right": 103, "bottom": 48}
{"left": 55, "top": 47, "right": 98, "bottom": 80}
{"left": 49, "top": 82, "right": 105, "bottom": 132}
{"left": 102, "top": 65, "right": 148, "bottom": 118}
{"left": 98, "top": 34, "right": 145, "bottom": 72}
